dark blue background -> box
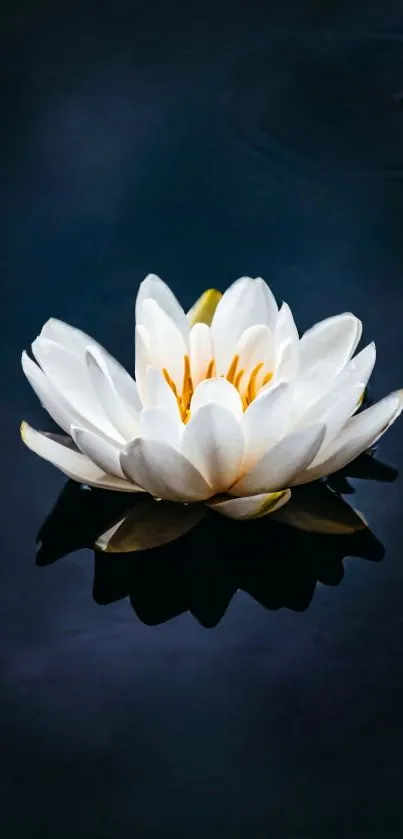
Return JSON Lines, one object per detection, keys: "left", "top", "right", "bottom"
{"left": 2, "top": 1, "right": 403, "bottom": 836}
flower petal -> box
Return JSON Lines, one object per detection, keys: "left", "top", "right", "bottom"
{"left": 135, "top": 274, "right": 189, "bottom": 341}
{"left": 20, "top": 421, "right": 140, "bottom": 491}
{"left": 135, "top": 325, "right": 151, "bottom": 406}
{"left": 230, "top": 423, "right": 326, "bottom": 496}
{"left": 120, "top": 438, "right": 213, "bottom": 501}
{"left": 275, "top": 302, "right": 299, "bottom": 350}
{"left": 294, "top": 313, "right": 362, "bottom": 409}
{"left": 144, "top": 367, "right": 182, "bottom": 418}
{"left": 242, "top": 382, "right": 292, "bottom": 469}
{"left": 139, "top": 407, "right": 183, "bottom": 448}
{"left": 138, "top": 299, "right": 187, "bottom": 389}
{"left": 86, "top": 346, "right": 140, "bottom": 442}
{"left": 39, "top": 319, "right": 140, "bottom": 407}
{"left": 187, "top": 288, "right": 222, "bottom": 327}
{"left": 295, "top": 342, "right": 376, "bottom": 430}
{"left": 190, "top": 323, "right": 213, "bottom": 387}
{"left": 207, "top": 489, "right": 291, "bottom": 519}
{"left": 22, "top": 351, "right": 75, "bottom": 435}
{"left": 190, "top": 378, "right": 244, "bottom": 419}
{"left": 211, "top": 277, "right": 277, "bottom": 373}
{"left": 32, "top": 337, "right": 122, "bottom": 441}
{"left": 233, "top": 324, "right": 274, "bottom": 387}
{"left": 181, "top": 404, "right": 245, "bottom": 492}
{"left": 71, "top": 426, "right": 125, "bottom": 478}
{"left": 295, "top": 390, "right": 403, "bottom": 484}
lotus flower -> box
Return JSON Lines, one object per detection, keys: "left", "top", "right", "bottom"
{"left": 21, "top": 275, "right": 402, "bottom": 520}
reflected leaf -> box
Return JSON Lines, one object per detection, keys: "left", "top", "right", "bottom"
{"left": 272, "top": 483, "right": 367, "bottom": 534}
{"left": 95, "top": 499, "right": 206, "bottom": 552}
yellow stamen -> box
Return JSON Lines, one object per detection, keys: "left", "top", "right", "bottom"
{"left": 247, "top": 362, "right": 264, "bottom": 403}
{"left": 261, "top": 371, "right": 273, "bottom": 387}
{"left": 162, "top": 368, "right": 178, "bottom": 396}
{"left": 234, "top": 368, "right": 245, "bottom": 390}
{"left": 181, "top": 355, "right": 193, "bottom": 416}
{"left": 205, "top": 359, "right": 215, "bottom": 379}
{"left": 226, "top": 354, "right": 239, "bottom": 384}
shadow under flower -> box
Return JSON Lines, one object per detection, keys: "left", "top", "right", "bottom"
{"left": 35, "top": 452, "right": 395, "bottom": 627}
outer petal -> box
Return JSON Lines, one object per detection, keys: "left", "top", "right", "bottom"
{"left": 241, "top": 382, "right": 292, "bottom": 470}
{"left": 86, "top": 346, "right": 140, "bottom": 442}
{"left": 211, "top": 277, "right": 277, "bottom": 373}
{"left": 294, "top": 342, "right": 376, "bottom": 429}
{"left": 137, "top": 299, "right": 187, "bottom": 389}
{"left": 181, "top": 404, "right": 245, "bottom": 492}
{"left": 139, "top": 407, "right": 183, "bottom": 448}
{"left": 135, "top": 274, "right": 189, "bottom": 342}
{"left": 135, "top": 325, "right": 151, "bottom": 406}
{"left": 190, "top": 323, "right": 213, "bottom": 387}
{"left": 230, "top": 423, "right": 326, "bottom": 496}
{"left": 20, "top": 422, "right": 141, "bottom": 491}
{"left": 190, "top": 378, "right": 244, "bottom": 419}
{"left": 71, "top": 426, "right": 125, "bottom": 478}
{"left": 31, "top": 337, "right": 122, "bottom": 440}
{"left": 207, "top": 489, "right": 291, "bottom": 519}
{"left": 39, "top": 319, "right": 141, "bottom": 409}
{"left": 295, "top": 390, "right": 403, "bottom": 484}
{"left": 294, "top": 313, "right": 362, "bottom": 410}
{"left": 120, "top": 438, "right": 213, "bottom": 501}
{"left": 22, "top": 351, "right": 76, "bottom": 435}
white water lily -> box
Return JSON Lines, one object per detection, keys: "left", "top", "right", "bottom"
{"left": 21, "top": 274, "right": 402, "bottom": 520}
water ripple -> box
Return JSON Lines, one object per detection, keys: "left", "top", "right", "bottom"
{"left": 221, "top": 33, "right": 403, "bottom": 177}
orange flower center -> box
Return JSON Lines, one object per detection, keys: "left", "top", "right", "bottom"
{"left": 162, "top": 355, "right": 273, "bottom": 423}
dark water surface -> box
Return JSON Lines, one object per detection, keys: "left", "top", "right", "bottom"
{"left": 2, "top": 1, "right": 403, "bottom": 837}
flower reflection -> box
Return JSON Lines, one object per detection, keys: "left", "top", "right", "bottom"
{"left": 35, "top": 453, "right": 394, "bottom": 627}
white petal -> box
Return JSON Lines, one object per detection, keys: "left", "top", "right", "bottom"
{"left": 190, "top": 323, "right": 213, "bottom": 387}
{"left": 233, "top": 324, "right": 274, "bottom": 386}
{"left": 242, "top": 383, "right": 292, "bottom": 469}
{"left": 207, "top": 488, "right": 291, "bottom": 519}
{"left": 135, "top": 274, "right": 189, "bottom": 341}
{"left": 275, "top": 338, "right": 300, "bottom": 383}
{"left": 138, "top": 299, "right": 187, "bottom": 389}
{"left": 86, "top": 346, "right": 140, "bottom": 442}
{"left": 32, "top": 337, "right": 122, "bottom": 441}
{"left": 22, "top": 351, "right": 74, "bottom": 435}
{"left": 315, "top": 384, "right": 365, "bottom": 450}
{"left": 295, "top": 342, "right": 376, "bottom": 429}
{"left": 144, "top": 367, "right": 181, "bottom": 417}
{"left": 275, "top": 302, "right": 299, "bottom": 350}
{"left": 134, "top": 325, "right": 150, "bottom": 406}
{"left": 255, "top": 278, "right": 278, "bottom": 327}
{"left": 20, "top": 422, "right": 140, "bottom": 491}
{"left": 139, "top": 407, "right": 183, "bottom": 448}
{"left": 181, "top": 404, "right": 245, "bottom": 492}
{"left": 230, "top": 423, "right": 326, "bottom": 496}
{"left": 211, "top": 277, "right": 277, "bottom": 373}
{"left": 190, "top": 378, "right": 244, "bottom": 419}
{"left": 120, "top": 438, "right": 212, "bottom": 501}
{"left": 39, "top": 319, "right": 140, "bottom": 407}
{"left": 71, "top": 425, "right": 125, "bottom": 478}
{"left": 295, "top": 313, "right": 362, "bottom": 408}
{"left": 295, "top": 391, "right": 403, "bottom": 484}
